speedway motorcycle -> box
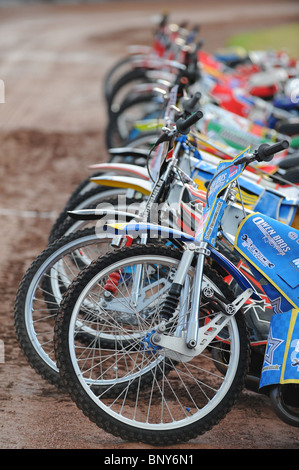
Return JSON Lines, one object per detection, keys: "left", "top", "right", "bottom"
{"left": 54, "top": 123, "right": 298, "bottom": 445}
{"left": 16, "top": 88, "right": 298, "bottom": 429}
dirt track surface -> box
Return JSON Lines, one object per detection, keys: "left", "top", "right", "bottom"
{"left": 1, "top": 0, "right": 299, "bottom": 451}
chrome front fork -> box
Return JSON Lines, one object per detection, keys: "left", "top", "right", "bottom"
{"left": 169, "top": 241, "right": 209, "bottom": 349}
{"left": 186, "top": 242, "right": 209, "bottom": 348}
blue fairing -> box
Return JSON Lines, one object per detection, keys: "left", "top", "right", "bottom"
{"left": 234, "top": 212, "right": 299, "bottom": 311}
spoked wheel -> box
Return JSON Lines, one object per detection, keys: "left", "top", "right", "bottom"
{"left": 14, "top": 229, "right": 118, "bottom": 388}
{"left": 54, "top": 244, "right": 250, "bottom": 445}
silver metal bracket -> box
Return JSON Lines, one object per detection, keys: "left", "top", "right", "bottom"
{"left": 224, "top": 288, "right": 253, "bottom": 316}
{"left": 185, "top": 243, "right": 211, "bottom": 255}
{"left": 150, "top": 288, "right": 254, "bottom": 361}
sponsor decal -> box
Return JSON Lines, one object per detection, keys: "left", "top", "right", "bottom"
{"left": 252, "top": 216, "right": 291, "bottom": 256}
{"left": 205, "top": 201, "right": 222, "bottom": 240}
{"left": 290, "top": 257, "right": 299, "bottom": 272}
{"left": 210, "top": 173, "right": 226, "bottom": 195}
{"left": 288, "top": 231, "right": 298, "bottom": 241}
{"left": 262, "top": 327, "right": 284, "bottom": 372}
{"left": 241, "top": 234, "right": 275, "bottom": 269}
{"left": 228, "top": 164, "right": 239, "bottom": 178}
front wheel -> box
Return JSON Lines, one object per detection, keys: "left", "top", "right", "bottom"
{"left": 54, "top": 244, "right": 250, "bottom": 445}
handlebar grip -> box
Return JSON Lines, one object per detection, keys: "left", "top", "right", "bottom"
{"left": 256, "top": 140, "right": 289, "bottom": 162}
{"left": 176, "top": 110, "right": 203, "bottom": 134}
{"left": 183, "top": 92, "right": 201, "bottom": 114}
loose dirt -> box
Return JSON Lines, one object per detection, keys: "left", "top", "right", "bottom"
{"left": 1, "top": 0, "right": 299, "bottom": 451}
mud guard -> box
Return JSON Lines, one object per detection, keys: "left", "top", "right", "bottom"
{"left": 67, "top": 209, "right": 142, "bottom": 221}
{"left": 89, "top": 175, "right": 152, "bottom": 195}
{"left": 88, "top": 162, "right": 149, "bottom": 180}
{"left": 108, "top": 147, "right": 149, "bottom": 158}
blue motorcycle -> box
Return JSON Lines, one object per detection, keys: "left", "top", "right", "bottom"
{"left": 54, "top": 127, "right": 298, "bottom": 445}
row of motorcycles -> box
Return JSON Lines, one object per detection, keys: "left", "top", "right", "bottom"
{"left": 14, "top": 15, "right": 299, "bottom": 446}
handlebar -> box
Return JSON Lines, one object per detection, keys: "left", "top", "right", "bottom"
{"left": 152, "top": 109, "right": 203, "bottom": 147}
{"left": 176, "top": 110, "right": 203, "bottom": 134}
{"left": 206, "top": 139, "right": 289, "bottom": 207}
{"left": 238, "top": 140, "right": 289, "bottom": 164}
{"left": 182, "top": 92, "right": 201, "bottom": 116}
{"left": 255, "top": 140, "right": 289, "bottom": 162}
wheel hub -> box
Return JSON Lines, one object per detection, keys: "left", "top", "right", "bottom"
{"left": 140, "top": 330, "right": 162, "bottom": 354}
